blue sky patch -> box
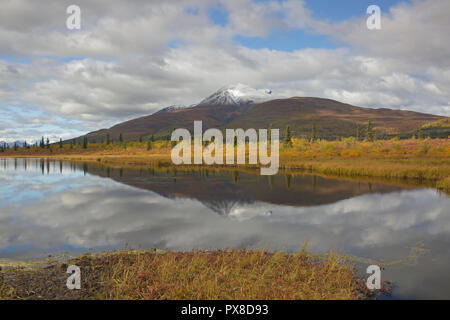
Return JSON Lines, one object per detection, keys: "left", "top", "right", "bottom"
{"left": 234, "top": 28, "right": 338, "bottom": 51}
{"left": 304, "top": 0, "right": 411, "bottom": 22}
{"left": 209, "top": 3, "right": 229, "bottom": 27}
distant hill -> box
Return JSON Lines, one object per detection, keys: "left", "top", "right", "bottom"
{"left": 0, "top": 141, "right": 29, "bottom": 148}
{"left": 420, "top": 118, "right": 450, "bottom": 138}
{"left": 79, "top": 85, "right": 448, "bottom": 142}
{"left": 225, "top": 97, "right": 448, "bottom": 139}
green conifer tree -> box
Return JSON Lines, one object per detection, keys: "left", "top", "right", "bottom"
{"left": 311, "top": 122, "right": 317, "bottom": 142}
{"left": 284, "top": 125, "right": 292, "bottom": 147}
{"left": 418, "top": 127, "right": 424, "bottom": 140}
{"left": 356, "top": 124, "right": 361, "bottom": 141}
{"left": 366, "top": 121, "right": 374, "bottom": 142}
{"left": 147, "top": 137, "right": 152, "bottom": 151}
{"left": 268, "top": 124, "right": 273, "bottom": 142}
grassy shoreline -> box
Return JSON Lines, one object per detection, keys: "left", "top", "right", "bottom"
{"left": 0, "top": 249, "right": 369, "bottom": 300}
{"left": 2, "top": 138, "right": 449, "bottom": 192}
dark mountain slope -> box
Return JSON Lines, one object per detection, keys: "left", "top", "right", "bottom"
{"left": 82, "top": 96, "right": 447, "bottom": 142}
{"left": 225, "top": 97, "right": 444, "bottom": 139}
{"left": 86, "top": 104, "right": 247, "bottom": 141}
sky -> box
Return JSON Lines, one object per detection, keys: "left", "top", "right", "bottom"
{"left": 0, "top": 0, "right": 449, "bottom": 142}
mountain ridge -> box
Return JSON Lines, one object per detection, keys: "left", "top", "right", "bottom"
{"left": 80, "top": 85, "right": 449, "bottom": 142}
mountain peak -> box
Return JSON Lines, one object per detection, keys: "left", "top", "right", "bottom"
{"left": 154, "top": 104, "right": 193, "bottom": 114}
{"left": 197, "top": 83, "right": 274, "bottom": 107}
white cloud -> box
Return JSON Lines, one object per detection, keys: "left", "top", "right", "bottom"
{"left": 328, "top": 0, "right": 450, "bottom": 68}
{"left": 0, "top": 0, "right": 449, "bottom": 141}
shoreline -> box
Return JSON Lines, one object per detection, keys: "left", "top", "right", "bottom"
{"left": 0, "top": 249, "right": 373, "bottom": 300}
{"left": 2, "top": 150, "right": 449, "bottom": 193}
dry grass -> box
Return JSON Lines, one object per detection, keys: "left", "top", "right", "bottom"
{"left": 0, "top": 249, "right": 363, "bottom": 300}
{"left": 437, "top": 177, "right": 450, "bottom": 192}
{"left": 280, "top": 138, "right": 450, "bottom": 190}
{"left": 102, "top": 250, "right": 361, "bottom": 300}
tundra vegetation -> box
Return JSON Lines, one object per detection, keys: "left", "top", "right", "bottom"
{"left": 2, "top": 136, "right": 449, "bottom": 191}
{"left": 0, "top": 249, "right": 371, "bottom": 300}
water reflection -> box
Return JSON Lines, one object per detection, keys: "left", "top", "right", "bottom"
{"left": 0, "top": 158, "right": 449, "bottom": 299}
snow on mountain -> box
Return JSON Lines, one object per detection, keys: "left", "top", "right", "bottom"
{"left": 197, "top": 83, "right": 274, "bottom": 107}
{"left": 154, "top": 105, "right": 187, "bottom": 114}
{"left": 154, "top": 103, "right": 199, "bottom": 114}
{"left": 154, "top": 84, "right": 275, "bottom": 114}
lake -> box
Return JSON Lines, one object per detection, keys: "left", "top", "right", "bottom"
{"left": 1, "top": 158, "right": 449, "bottom": 299}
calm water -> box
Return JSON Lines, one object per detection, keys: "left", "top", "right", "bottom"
{"left": 1, "top": 158, "right": 449, "bottom": 299}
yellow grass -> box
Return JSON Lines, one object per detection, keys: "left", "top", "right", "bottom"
{"left": 0, "top": 249, "right": 363, "bottom": 300}
{"left": 437, "top": 177, "right": 450, "bottom": 192}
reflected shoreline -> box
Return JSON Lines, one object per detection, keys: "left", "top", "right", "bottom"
{"left": 1, "top": 154, "right": 447, "bottom": 193}
{"left": 1, "top": 157, "right": 442, "bottom": 191}
{"left": 0, "top": 157, "right": 439, "bottom": 214}
{"left": 0, "top": 158, "right": 449, "bottom": 299}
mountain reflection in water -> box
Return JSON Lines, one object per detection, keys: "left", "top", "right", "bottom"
{"left": 0, "top": 158, "right": 449, "bottom": 299}
{"left": 86, "top": 163, "right": 415, "bottom": 216}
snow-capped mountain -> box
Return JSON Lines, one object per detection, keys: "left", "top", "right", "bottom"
{"left": 197, "top": 83, "right": 274, "bottom": 107}
{"left": 154, "top": 84, "right": 274, "bottom": 114}
{"left": 154, "top": 105, "right": 191, "bottom": 114}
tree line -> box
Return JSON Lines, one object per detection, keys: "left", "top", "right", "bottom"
{"left": 0, "top": 121, "right": 431, "bottom": 153}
